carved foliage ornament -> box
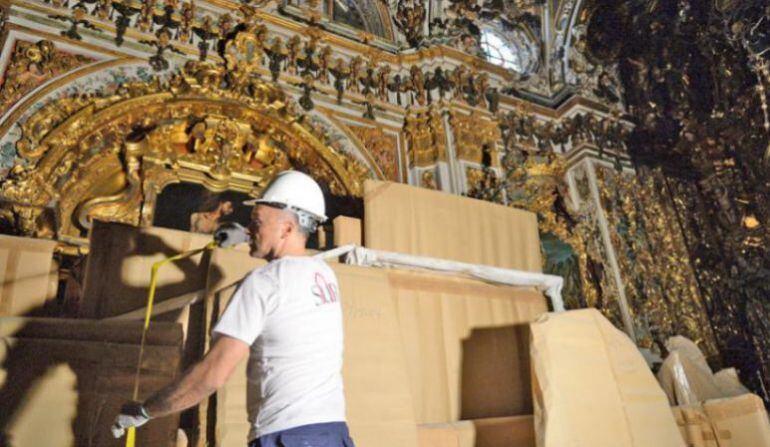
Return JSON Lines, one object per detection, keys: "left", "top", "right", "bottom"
{"left": 0, "top": 61, "right": 369, "bottom": 241}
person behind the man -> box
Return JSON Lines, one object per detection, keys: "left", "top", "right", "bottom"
{"left": 113, "top": 170, "right": 354, "bottom": 447}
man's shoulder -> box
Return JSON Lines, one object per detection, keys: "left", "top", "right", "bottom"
{"left": 263, "top": 256, "right": 334, "bottom": 277}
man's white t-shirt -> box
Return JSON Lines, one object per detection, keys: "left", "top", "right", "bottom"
{"left": 212, "top": 256, "right": 346, "bottom": 441}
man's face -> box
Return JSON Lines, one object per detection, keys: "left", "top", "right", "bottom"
{"left": 247, "top": 204, "right": 286, "bottom": 259}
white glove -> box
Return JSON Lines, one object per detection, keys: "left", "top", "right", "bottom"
{"left": 111, "top": 401, "right": 150, "bottom": 438}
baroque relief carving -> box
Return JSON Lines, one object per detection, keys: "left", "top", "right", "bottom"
{"left": 0, "top": 61, "right": 370, "bottom": 241}
{"left": 0, "top": 40, "right": 94, "bottom": 115}
{"left": 449, "top": 110, "right": 500, "bottom": 165}
{"left": 403, "top": 106, "right": 446, "bottom": 167}
{"left": 347, "top": 125, "right": 400, "bottom": 181}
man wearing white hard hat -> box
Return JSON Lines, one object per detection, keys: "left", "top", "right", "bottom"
{"left": 113, "top": 171, "right": 355, "bottom": 447}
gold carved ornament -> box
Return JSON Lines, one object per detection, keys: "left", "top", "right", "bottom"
{"left": 0, "top": 61, "right": 370, "bottom": 242}
{"left": 449, "top": 110, "right": 501, "bottom": 165}
{"left": 403, "top": 106, "right": 447, "bottom": 168}
{"left": 347, "top": 125, "right": 400, "bottom": 181}
{"left": 0, "top": 40, "right": 95, "bottom": 114}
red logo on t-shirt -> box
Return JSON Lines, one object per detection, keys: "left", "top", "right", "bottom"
{"left": 311, "top": 272, "right": 338, "bottom": 306}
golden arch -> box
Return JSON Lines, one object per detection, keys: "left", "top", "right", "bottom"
{"left": 0, "top": 62, "right": 370, "bottom": 243}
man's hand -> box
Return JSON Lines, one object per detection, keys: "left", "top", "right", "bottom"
{"left": 111, "top": 401, "right": 151, "bottom": 438}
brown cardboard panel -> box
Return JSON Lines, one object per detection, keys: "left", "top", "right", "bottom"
{"left": 389, "top": 268, "right": 547, "bottom": 423}
{"left": 363, "top": 180, "right": 542, "bottom": 272}
{"left": 472, "top": 415, "right": 535, "bottom": 447}
{"left": 333, "top": 216, "right": 362, "bottom": 247}
{"left": 418, "top": 421, "right": 475, "bottom": 447}
{"left": 703, "top": 394, "right": 770, "bottom": 447}
{"left": 530, "top": 309, "right": 685, "bottom": 447}
{"left": 0, "top": 235, "right": 58, "bottom": 317}
{"left": 81, "top": 221, "right": 213, "bottom": 319}
{"left": 337, "top": 264, "right": 420, "bottom": 447}
{"left": 417, "top": 416, "right": 535, "bottom": 447}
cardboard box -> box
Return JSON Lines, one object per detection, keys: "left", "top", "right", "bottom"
{"left": 0, "top": 235, "right": 58, "bottom": 316}
{"left": 703, "top": 393, "right": 770, "bottom": 447}
{"left": 0, "top": 317, "right": 183, "bottom": 446}
{"left": 671, "top": 405, "right": 720, "bottom": 447}
{"left": 363, "top": 180, "right": 542, "bottom": 272}
{"left": 530, "top": 309, "right": 685, "bottom": 447}
{"left": 333, "top": 216, "right": 362, "bottom": 247}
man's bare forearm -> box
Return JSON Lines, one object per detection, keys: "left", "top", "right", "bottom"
{"left": 143, "top": 364, "right": 219, "bottom": 417}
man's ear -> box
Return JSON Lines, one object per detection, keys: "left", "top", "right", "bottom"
{"left": 280, "top": 217, "right": 295, "bottom": 239}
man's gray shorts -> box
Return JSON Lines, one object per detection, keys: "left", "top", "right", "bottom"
{"left": 248, "top": 422, "right": 355, "bottom": 447}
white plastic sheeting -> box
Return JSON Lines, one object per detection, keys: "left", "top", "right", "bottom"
{"left": 316, "top": 245, "right": 565, "bottom": 312}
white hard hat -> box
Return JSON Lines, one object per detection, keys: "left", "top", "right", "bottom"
{"left": 244, "top": 170, "right": 327, "bottom": 222}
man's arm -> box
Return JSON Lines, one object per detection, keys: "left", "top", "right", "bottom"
{"left": 143, "top": 334, "right": 250, "bottom": 417}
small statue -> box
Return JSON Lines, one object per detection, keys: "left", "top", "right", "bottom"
{"left": 375, "top": 64, "right": 391, "bottom": 101}
{"left": 298, "top": 74, "right": 317, "bottom": 110}
{"left": 329, "top": 57, "right": 351, "bottom": 104}
{"left": 409, "top": 65, "right": 426, "bottom": 105}
{"left": 394, "top": 0, "right": 427, "bottom": 48}
{"left": 141, "top": 29, "right": 184, "bottom": 71}
{"left": 49, "top": 5, "right": 99, "bottom": 41}
{"left": 286, "top": 35, "right": 302, "bottom": 75}
{"left": 192, "top": 16, "right": 217, "bottom": 61}
{"left": 317, "top": 45, "right": 333, "bottom": 84}
{"left": 348, "top": 56, "right": 364, "bottom": 94}
{"left": 265, "top": 37, "right": 288, "bottom": 82}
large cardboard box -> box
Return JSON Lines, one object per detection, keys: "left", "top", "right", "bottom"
{"left": 530, "top": 309, "right": 685, "bottom": 447}
{"left": 0, "top": 235, "right": 58, "bottom": 316}
{"left": 363, "top": 180, "right": 542, "bottom": 272}
{"left": 703, "top": 394, "right": 770, "bottom": 447}
{"left": 0, "top": 317, "right": 183, "bottom": 446}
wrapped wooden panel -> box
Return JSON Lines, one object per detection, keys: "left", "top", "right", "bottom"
{"left": 363, "top": 180, "right": 542, "bottom": 272}
{"left": 530, "top": 308, "right": 685, "bottom": 447}
{"left": 80, "top": 221, "right": 212, "bottom": 319}
{"left": 0, "top": 235, "right": 58, "bottom": 316}
{"left": 0, "top": 317, "right": 183, "bottom": 446}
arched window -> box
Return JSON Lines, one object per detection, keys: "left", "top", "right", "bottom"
{"left": 480, "top": 27, "right": 539, "bottom": 75}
